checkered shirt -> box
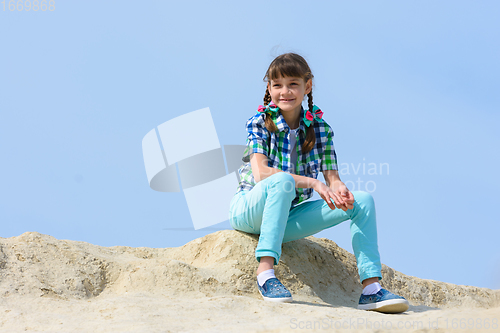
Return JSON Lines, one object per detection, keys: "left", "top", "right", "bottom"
{"left": 235, "top": 105, "right": 338, "bottom": 207}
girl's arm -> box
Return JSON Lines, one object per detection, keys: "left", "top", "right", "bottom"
{"left": 250, "top": 153, "right": 352, "bottom": 211}
{"left": 250, "top": 153, "right": 319, "bottom": 189}
{"left": 323, "top": 169, "right": 342, "bottom": 186}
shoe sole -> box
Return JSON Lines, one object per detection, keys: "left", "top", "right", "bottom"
{"left": 358, "top": 299, "right": 409, "bottom": 313}
{"left": 258, "top": 289, "right": 293, "bottom": 303}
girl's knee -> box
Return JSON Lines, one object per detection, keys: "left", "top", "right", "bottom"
{"left": 269, "top": 171, "right": 294, "bottom": 183}
{"left": 267, "top": 172, "right": 296, "bottom": 196}
{"left": 352, "top": 191, "right": 375, "bottom": 210}
{"left": 347, "top": 191, "right": 376, "bottom": 223}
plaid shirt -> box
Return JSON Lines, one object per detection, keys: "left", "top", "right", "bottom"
{"left": 236, "top": 105, "right": 338, "bottom": 207}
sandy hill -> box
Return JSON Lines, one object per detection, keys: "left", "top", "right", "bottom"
{"left": 0, "top": 230, "right": 499, "bottom": 332}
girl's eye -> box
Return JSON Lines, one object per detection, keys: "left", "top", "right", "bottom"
{"left": 273, "top": 84, "right": 281, "bottom": 87}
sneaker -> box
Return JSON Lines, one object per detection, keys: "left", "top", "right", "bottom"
{"left": 257, "top": 278, "right": 293, "bottom": 303}
{"left": 358, "top": 288, "right": 409, "bottom": 313}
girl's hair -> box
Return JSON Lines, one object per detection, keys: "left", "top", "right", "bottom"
{"left": 262, "top": 53, "right": 316, "bottom": 154}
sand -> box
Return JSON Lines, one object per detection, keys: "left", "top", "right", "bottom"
{"left": 0, "top": 230, "right": 498, "bottom": 332}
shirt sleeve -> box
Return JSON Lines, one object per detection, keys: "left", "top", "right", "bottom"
{"left": 321, "top": 127, "right": 338, "bottom": 171}
{"left": 242, "top": 114, "right": 269, "bottom": 163}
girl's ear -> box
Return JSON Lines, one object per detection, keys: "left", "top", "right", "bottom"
{"left": 305, "top": 79, "right": 312, "bottom": 95}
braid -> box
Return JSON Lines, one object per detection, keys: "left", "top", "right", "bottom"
{"left": 262, "top": 88, "right": 277, "bottom": 133}
{"left": 307, "top": 91, "right": 313, "bottom": 114}
{"left": 264, "top": 89, "right": 272, "bottom": 106}
{"left": 303, "top": 90, "right": 316, "bottom": 154}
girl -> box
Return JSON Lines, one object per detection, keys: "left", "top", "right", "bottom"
{"left": 228, "top": 53, "right": 409, "bottom": 314}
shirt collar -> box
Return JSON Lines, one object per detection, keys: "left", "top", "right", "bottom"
{"left": 272, "top": 106, "right": 306, "bottom": 134}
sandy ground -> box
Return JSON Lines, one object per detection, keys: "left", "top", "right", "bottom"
{"left": 0, "top": 231, "right": 498, "bottom": 332}
{"left": 1, "top": 292, "right": 499, "bottom": 332}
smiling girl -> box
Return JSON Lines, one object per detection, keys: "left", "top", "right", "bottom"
{"left": 228, "top": 53, "right": 409, "bottom": 313}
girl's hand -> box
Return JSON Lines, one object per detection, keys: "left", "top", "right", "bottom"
{"left": 329, "top": 180, "right": 354, "bottom": 211}
{"left": 313, "top": 180, "right": 351, "bottom": 211}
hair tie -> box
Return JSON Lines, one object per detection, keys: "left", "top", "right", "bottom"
{"left": 303, "top": 105, "right": 323, "bottom": 127}
{"left": 257, "top": 101, "right": 279, "bottom": 115}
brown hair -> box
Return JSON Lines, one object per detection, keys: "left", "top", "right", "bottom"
{"left": 262, "top": 53, "right": 316, "bottom": 154}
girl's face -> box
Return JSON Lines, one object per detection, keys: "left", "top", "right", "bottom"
{"left": 267, "top": 76, "right": 312, "bottom": 115}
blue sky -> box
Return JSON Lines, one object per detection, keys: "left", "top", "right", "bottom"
{"left": 1, "top": 1, "right": 499, "bottom": 290}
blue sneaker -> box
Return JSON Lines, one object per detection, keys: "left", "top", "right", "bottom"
{"left": 358, "top": 288, "right": 409, "bottom": 313}
{"left": 257, "top": 278, "right": 293, "bottom": 303}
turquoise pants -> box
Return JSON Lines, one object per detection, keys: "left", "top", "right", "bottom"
{"left": 229, "top": 172, "right": 382, "bottom": 283}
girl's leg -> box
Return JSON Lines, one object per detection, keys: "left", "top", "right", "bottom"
{"left": 283, "top": 191, "right": 382, "bottom": 283}
{"left": 229, "top": 172, "right": 296, "bottom": 266}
